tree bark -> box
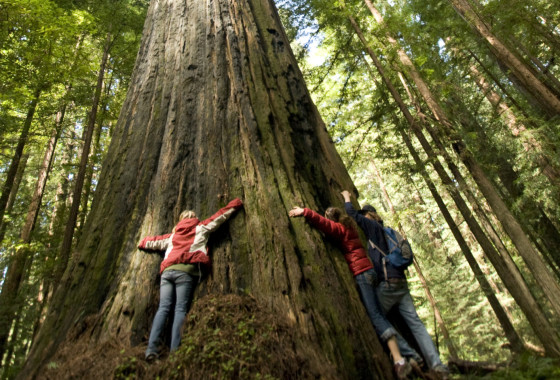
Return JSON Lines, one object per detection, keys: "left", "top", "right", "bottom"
{"left": 21, "top": 1, "right": 396, "bottom": 378}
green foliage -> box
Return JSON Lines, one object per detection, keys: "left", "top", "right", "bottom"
{"left": 278, "top": 0, "right": 560, "bottom": 365}
{"left": 462, "top": 354, "right": 560, "bottom": 379}
{"left": 114, "top": 356, "right": 140, "bottom": 380}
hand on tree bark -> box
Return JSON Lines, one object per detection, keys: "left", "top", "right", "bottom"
{"left": 341, "top": 190, "right": 352, "bottom": 202}
{"left": 289, "top": 207, "right": 304, "bottom": 217}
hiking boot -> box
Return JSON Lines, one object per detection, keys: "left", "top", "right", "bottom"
{"left": 394, "top": 360, "right": 412, "bottom": 380}
{"left": 145, "top": 352, "right": 157, "bottom": 363}
{"left": 432, "top": 364, "right": 450, "bottom": 380}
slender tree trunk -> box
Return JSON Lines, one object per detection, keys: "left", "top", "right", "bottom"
{"left": 397, "top": 73, "right": 521, "bottom": 285}
{"left": 370, "top": 161, "right": 459, "bottom": 360}
{"left": 47, "top": 127, "right": 76, "bottom": 290}
{"left": 0, "top": 153, "right": 29, "bottom": 246}
{"left": 468, "top": 63, "right": 560, "bottom": 187}
{"left": 0, "top": 103, "right": 66, "bottom": 361}
{"left": 55, "top": 33, "right": 112, "bottom": 288}
{"left": 363, "top": 0, "right": 560, "bottom": 320}
{"left": 21, "top": 1, "right": 398, "bottom": 378}
{"left": 0, "top": 86, "right": 43, "bottom": 357}
{"left": 76, "top": 74, "right": 112, "bottom": 241}
{"left": 348, "top": 14, "right": 559, "bottom": 355}
{"left": 0, "top": 87, "right": 42, "bottom": 246}
{"left": 399, "top": 124, "right": 526, "bottom": 355}
{"left": 448, "top": 0, "right": 560, "bottom": 115}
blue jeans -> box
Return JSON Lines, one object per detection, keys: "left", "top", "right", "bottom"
{"left": 377, "top": 281, "right": 443, "bottom": 369}
{"left": 146, "top": 270, "right": 197, "bottom": 356}
{"left": 355, "top": 270, "right": 420, "bottom": 360}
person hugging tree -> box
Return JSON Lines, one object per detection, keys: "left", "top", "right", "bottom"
{"left": 138, "top": 198, "right": 243, "bottom": 362}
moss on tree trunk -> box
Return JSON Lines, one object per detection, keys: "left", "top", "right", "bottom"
{"left": 21, "top": 0, "right": 395, "bottom": 378}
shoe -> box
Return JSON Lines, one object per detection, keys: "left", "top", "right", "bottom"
{"left": 394, "top": 360, "right": 412, "bottom": 380}
{"left": 408, "top": 357, "right": 424, "bottom": 376}
{"left": 409, "top": 357, "right": 424, "bottom": 370}
{"left": 432, "top": 364, "right": 450, "bottom": 380}
{"left": 145, "top": 352, "right": 157, "bottom": 363}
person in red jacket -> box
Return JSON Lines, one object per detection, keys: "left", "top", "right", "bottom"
{"left": 138, "top": 198, "right": 243, "bottom": 361}
{"left": 289, "top": 205, "right": 415, "bottom": 379}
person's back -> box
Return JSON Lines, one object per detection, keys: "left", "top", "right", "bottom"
{"left": 341, "top": 190, "right": 449, "bottom": 379}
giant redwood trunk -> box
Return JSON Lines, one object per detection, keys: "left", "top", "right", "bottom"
{"left": 21, "top": 0, "right": 394, "bottom": 378}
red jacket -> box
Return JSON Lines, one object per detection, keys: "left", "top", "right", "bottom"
{"left": 302, "top": 208, "right": 373, "bottom": 276}
{"left": 138, "top": 198, "right": 243, "bottom": 273}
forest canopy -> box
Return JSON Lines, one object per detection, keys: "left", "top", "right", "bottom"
{"left": 1, "top": 0, "right": 560, "bottom": 378}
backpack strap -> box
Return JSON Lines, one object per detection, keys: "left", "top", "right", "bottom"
{"left": 368, "top": 239, "right": 389, "bottom": 282}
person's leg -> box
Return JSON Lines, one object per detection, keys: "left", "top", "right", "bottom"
{"left": 146, "top": 272, "right": 174, "bottom": 357}
{"left": 169, "top": 271, "right": 197, "bottom": 351}
{"left": 397, "top": 289, "right": 443, "bottom": 369}
{"left": 375, "top": 281, "right": 403, "bottom": 314}
{"left": 355, "top": 270, "right": 398, "bottom": 342}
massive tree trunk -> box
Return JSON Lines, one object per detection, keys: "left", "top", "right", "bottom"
{"left": 21, "top": 1, "right": 395, "bottom": 378}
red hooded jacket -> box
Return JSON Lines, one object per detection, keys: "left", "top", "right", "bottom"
{"left": 302, "top": 208, "right": 372, "bottom": 276}
{"left": 138, "top": 198, "right": 243, "bottom": 273}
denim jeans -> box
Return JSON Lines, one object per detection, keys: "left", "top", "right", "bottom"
{"left": 146, "top": 270, "right": 197, "bottom": 356}
{"left": 377, "top": 281, "right": 443, "bottom": 369}
{"left": 355, "top": 270, "right": 420, "bottom": 360}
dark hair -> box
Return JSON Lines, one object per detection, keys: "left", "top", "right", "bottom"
{"left": 325, "top": 207, "right": 358, "bottom": 232}
{"left": 365, "top": 211, "right": 383, "bottom": 222}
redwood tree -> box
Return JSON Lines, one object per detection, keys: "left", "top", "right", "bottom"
{"left": 21, "top": 0, "right": 396, "bottom": 378}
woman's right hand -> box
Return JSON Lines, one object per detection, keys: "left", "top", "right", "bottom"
{"left": 289, "top": 206, "right": 304, "bottom": 217}
{"left": 341, "top": 190, "right": 352, "bottom": 202}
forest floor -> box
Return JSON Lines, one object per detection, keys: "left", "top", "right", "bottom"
{"left": 34, "top": 293, "right": 560, "bottom": 380}
{"left": 37, "top": 293, "right": 313, "bottom": 379}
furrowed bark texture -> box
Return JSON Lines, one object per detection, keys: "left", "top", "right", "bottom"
{"left": 22, "top": 1, "right": 392, "bottom": 378}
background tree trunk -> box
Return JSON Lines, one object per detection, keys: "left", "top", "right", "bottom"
{"left": 21, "top": 1, "right": 397, "bottom": 378}
{"left": 0, "top": 87, "right": 42, "bottom": 247}
{"left": 55, "top": 33, "right": 112, "bottom": 287}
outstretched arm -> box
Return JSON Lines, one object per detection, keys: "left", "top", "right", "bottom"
{"left": 138, "top": 233, "right": 173, "bottom": 252}
{"left": 289, "top": 206, "right": 346, "bottom": 240}
{"left": 200, "top": 198, "right": 243, "bottom": 232}
{"left": 341, "top": 190, "right": 369, "bottom": 230}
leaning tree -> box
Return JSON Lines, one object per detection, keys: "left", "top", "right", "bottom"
{"left": 20, "top": 0, "right": 397, "bottom": 378}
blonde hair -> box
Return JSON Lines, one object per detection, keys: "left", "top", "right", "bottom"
{"left": 179, "top": 210, "right": 196, "bottom": 221}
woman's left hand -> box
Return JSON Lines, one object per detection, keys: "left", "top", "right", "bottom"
{"left": 289, "top": 206, "right": 304, "bottom": 217}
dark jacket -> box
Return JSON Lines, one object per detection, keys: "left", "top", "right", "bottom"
{"left": 344, "top": 202, "right": 405, "bottom": 280}
{"left": 302, "top": 208, "right": 372, "bottom": 276}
